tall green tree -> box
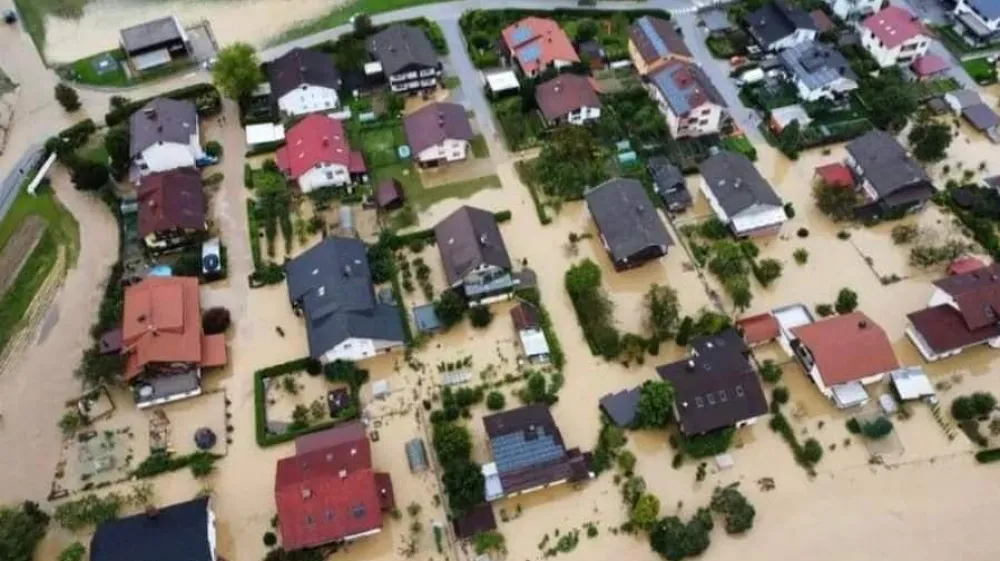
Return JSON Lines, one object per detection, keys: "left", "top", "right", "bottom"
{"left": 635, "top": 380, "right": 674, "bottom": 429}
{"left": 211, "top": 43, "right": 264, "bottom": 100}
{"left": 352, "top": 14, "right": 374, "bottom": 37}
{"left": 432, "top": 422, "right": 472, "bottom": 466}
{"left": 644, "top": 284, "right": 681, "bottom": 342}
{"left": 863, "top": 69, "right": 917, "bottom": 131}
{"left": 0, "top": 502, "right": 50, "bottom": 561}
{"left": 104, "top": 125, "right": 131, "bottom": 180}
{"left": 535, "top": 126, "right": 607, "bottom": 200}
{"left": 813, "top": 182, "right": 860, "bottom": 221}
{"left": 907, "top": 122, "right": 952, "bottom": 163}
{"left": 54, "top": 83, "right": 81, "bottom": 111}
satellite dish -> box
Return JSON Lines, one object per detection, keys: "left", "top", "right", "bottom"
{"left": 138, "top": 384, "right": 154, "bottom": 398}
{"left": 203, "top": 254, "right": 220, "bottom": 272}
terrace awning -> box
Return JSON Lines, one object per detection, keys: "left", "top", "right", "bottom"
{"left": 831, "top": 381, "right": 869, "bottom": 409}
{"left": 131, "top": 48, "right": 171, "bottom": 71}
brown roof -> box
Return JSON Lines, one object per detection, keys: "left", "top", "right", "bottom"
{"left": 908, "top": 304, "right": 1000, "bottom": 354}
{"left": 510, "top": 302, "right": 540, "bottom": 331}
{"left": 137, "top": 169, "right": 206, "bottom": 238}
{"left": 375, "top": 179, "right": 404, "bottom": 208}
{"left": 294, "top": 421, "right": 368, "bottom": 455}
{"left": 628, "top": 15, "right": 692, "bottom": 64}
{"left": 791, "top": 312, "right": 899, "bottom": 386}
{"left": 535, "top": 74, "right": 602, "bottom": 121}
{"left": 121, "top": 277, "right": 204, "bottom": 381}
{"left": 736, "top": 313, "right": 780, "bottom": 345}
{"left": 931, "top": 264, "right": 1000, "bottom": 329}
{"left": 948, "top": 256, "right": 987, "bottom": 276}
{"left": 434, "top": 206, "right": 512, "bottom": 285}
{"left": 403, "top": 102, "right": 474, "bottom": 155}
{"left": 452, "top": 503, "right": 497, "bottom": 539}
{"left": 201, "top": 334, "right": 228, "bottom": 368}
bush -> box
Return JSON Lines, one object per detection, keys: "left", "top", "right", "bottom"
{"left": 784, "top": 202, "right": 795, "bottom": 218}
{"left": 772, "top": 386, "right": 789, "bottom": 405}
{"left": 753, "top": 258, "right": 783, "bottom": 287}
{"left": 70, "top": 160, "right": 109, "bottom": 191}
{"left": 971, "top": 392, "right": 997, "bottom": 416}
{"left": 891, "top": 224, "right": 918, "bottom": 244}
{"left": 263, "top": 531, "right": 277, "bottom": 547}
{"left": 55, "top": 83, "right": 81, "bottom": 111}
{"left": 860, "top": 417, "right": 893, "bottom": 440}
{"left": 434, "top": 290, "right": 467, "bottom": 329}
{"left": 799, "top": 438, "right": 823, "bottom": 464}
{"left": 202, "top": 307, "right": 231, "bottom": 335}
{"left": 846, "top": 417, "right": 861, "bottom": 434}
{"left": 58, "top": 542, "right": 86, "bottom": 561}
{"left": 205, "top": 141, "right": 223, "bottom": 158}
{"left": 797, "top": 227, "right": 809, "bottom": 238}
{"left": 469, "top": 305, "right": 493, "bottom": 328}
{"left": 951, "top": 396, "right": 977, "bottom": 421}
{"left": 759, "top": 360, "right": 782, "bottom": 384}
{"left": 975, "top": 448, "right": 1000, "bottom": 463}
{"left": 793, "top": 248, "right": 809, "bottom": 264}
{"left": 834, "top": 288, "right": 858, "bottom": 314}
{"left": 815, "top": 304, "right": 834, "bottom": 317}
{"left": 54, "top": 493, "right": 123, "bottom": 531}
{"left": 565, "top": 259, "right": 620, "bottom": 360}
{"left": 710, "top": 486, "right": 756, "bottom": 534}
{"left": 486, "top": 391, "right": 506, "bottom": 411}
{"left": 682, "top": 427, "right": 735, "bottom": 458}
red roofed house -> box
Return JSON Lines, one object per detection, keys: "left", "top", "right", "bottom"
{"left": 501, "top": 17, "right": 580, "bottom": 78}
{"left": 137, "top": 168, "right": 206, "bottom": 252}
{"left": 906, "top": 262, "right": 1000, "bottom": 362}
{"left": 276, "top": 114, "right": 367, "bottom": 194}
{"left": 535, "top": 74, "right": 603, "bottom": 126}
{"left": 813, "top": 163, "right": 855, "bottom": 188}
{"left": 788, "top": 312, "right": 899, "bottom": 408}
{"left": 275, "top": 422, "right": 394, "bottom": 551}
{"left": 860, "top": 6, "right": 930, "bottom": 67}
{"left": 122, "top": 277, "right": 228, "bottom": 408}
{"left": 910, "top": 54, "right": 950, "bottom": 79}
{"left": 736, "top": 312, "right": 780, "bottom": 347}
{"left": 647, "top": 59, "right": 728, "bottom": 139}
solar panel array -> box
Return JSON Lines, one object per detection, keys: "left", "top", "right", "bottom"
{"left": 511, "top": 26, "right": 534, "bottom": 45}
{"left": 491, "top": 429, "right": 564, "bottom": 473}
{"left": 652, "top": 64, "right": 695, "bottom": 115}
{"left": 637, "top": 17, "right": 671, "bottom": 58}
{"left": 519, "top": 44, "right": 542, "bottom": 63}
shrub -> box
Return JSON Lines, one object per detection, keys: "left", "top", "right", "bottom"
{"left": 772, "top": 386, "right": 789, "bottom": 405}
{"left": 815, "top": 304, "right": 834, "bottom": 317}
{"left": 834, "top": 288, "right": 858, "bottom": 314}
{"left": 860, "top": 417, "right": 893, "bottom": 440}
{"left": 891, "top": 224, "right": 918, "bottom": 244}
{"left": 434, "top": 290, "right": 467, "bottom": 329}
{"left": 796, "top": 227, "right": 809, "bottom": 238}
{"left": 263, "top": 531, "right": 277, "bottom": 547}
{"left": 205, "top": 141, "right": 223, "bottom": 158}
{"left": 486, "top": 391, "right": 506, "bottom": 411}
{"left": 469, "top": 305, "right": 493, "bottom": 328}
{"left": 837, "top": 230, "right": 851, "bottom": 240}
{"left": 565, "top": 259, "right": 620, "bottom": 360}
{"left": 971, "top": 392, "right": 997, "bottom": 417}
{"left": 799, "top": 438, "right": 823, "bottom": 464}
{"left": 682, "top": 426, "right": 735, "bottom": 458}
{"left": 754, "top": 258, "right": 783, "bottom": 287}
{"left": 784, "top": 202, "right": 795, "bottom": 218}
{"left": 202, "top": 307, "right": 231, "bottom": 335}
{"left": 951, "top": 396, "right": 977, "bottom": 420}
{"left": 846, "top": 417, "right": 861, "bottom": 434}
{"left": 793, "top": 248, "right": 809, "bottom": 264}
{"left": 58, "top": 542, "right": 86, "bottom": 561}
{"left": 55, "top": 83, "right": 81, "bottom": 111}
{"left": 710, "top": 486, "right": 756, "bottom": 534}
{"left": 759, "top": 360, "right": 782, "bottom": 384}
{"left": 54, "top": 493, "right": 124, "bottom": 531}
{"left": 975, "top": 448, "right": 1000, "bottom": 463}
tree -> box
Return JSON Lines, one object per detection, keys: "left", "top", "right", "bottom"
{"left": 0, "top": 502, "right": 50, "bottom": 561}
{"left": 644, "top": 284, "right": 681, "bottom": 342}
{"left": 58, "top": 410, "right": 84, "bottom": 437}
{"left": 291, "top": 405, "right": 310, "bottom": 429}
{"left": 352, "top": 13, "right": 374, "bottom": 37}
{"left": 710, "top": 487, "right": 756, "bottom": 534}
{"left": 104, "top": 125, "right": 131, "bottom": 180}
{"left": 759, "top": 360, "right": 782, "bottom": 384}
{"left": 58, "top": 542, "right": 86, "bottom": 561}
{"left": 70, "top": 160, "right": 109, "bottom": 191}
{"left": 432, "top": 422, "right": 472, "bottom": 466}
{"left": 635, "top": 380, "right": 674, "bottom": 429}
{"left": 202, "top": 307, "right": 231, "bottom": 335}
{"left": 434, "top": 290, "right": 467, "bottom": 329}
{"left": 799, "top": 438, "right": 823, "bottom": 464}
{"left": 860, "top": 417, "right": 894, "bottom": 439}
{"left": 650, "top": 514, "right": 711, "bottom": 561}
{"left": 863, "top": 68, "right": 917, "bottom": 131}
{"left": 834, "top": 288, "right": 858, "bottom": 314}
{"left": 441, "top": 460, "right": 485, "bottom": 513}
{"left": 469, "top": 305, "right": 493, "bottom": 328}
{"left": 75, "top": 346, "right": 125, "bottom": 388}
{"left": 575, "top": 18, "right": 600, "bottom": 41}
{"left": 775, "top": 119, "right": 801, "bottom": 158}
{"left": 333, "top": 36, "right": 369, "bottom": 72}
{"left": 951, "top": 396, "right": 977, "bottom": 420}
{"left": 486, "top": 391, "right": 506, "bottom": 411}
{"left": 908, "top": 122, "right": 951, "bottom": 163}
{"left": 616, "top": 449, "right": 637, "bottom": 473}
{"left": 385, "top": 92, "right": 405, "bottom": 117}
{"left": 630, "top": 493, "right": 660, "bottom": 531}
{"left": 971, "top": 392, "right": 998, "bottom": 416}
{"left": 675, "top": 316, "right": 694, "bottom": 346}
{"left": 189, "top": 453, "right": 215, "bottom": 478}
{"left": 211, "top": 43, "right": 264, "bottom": 100}
{"left": 772, "top": 386, "right": 789, "bottom": 404}
{"left": 535, "top": 126, "right": 607, "bottom": 200}
{"left": 55, "top": 83, "right": 81, "bottom": 111}
{"left": 754, "top": 258, "right": 783, "bottom": 287}
{"left": 813, "top": 183, "right": 859, "bottom": 221}
{"left": 472, "top": 530, "right": 506, "bottom": 555}
{"left": 727, "top": 276, "right": 753, "bottom": 312}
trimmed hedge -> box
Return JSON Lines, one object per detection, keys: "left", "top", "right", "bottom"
{"left": 254, "top": 357, "right": 340, "bottom": 447}
{"left": 46, "top": 118, "right": 98, "bottom": 154}
{"left": 514, "top": 287, "right": 564, "bottom": 370}
{"left": 105, "top": 83, "right": 222, "bottom": 127}
{"left": 131, "top": 450, "right": 221, "bottom": 478}
{"left": 975, "top": 448, "right": 1000, "bottom": 463}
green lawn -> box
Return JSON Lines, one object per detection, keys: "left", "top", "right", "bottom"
{"left": 373, "top": 162, "right": 500, "bottom": 209}
{"left": 720, "top": 135, "right": 757, "bottom": 161}
{"left": 357, "top": 122, "right": 407, "bottom": 168}
{"left": 0, "top": 231, "right": 58, "bottom": 356}
{"left": 962, "top": 58, "right": 999, "bottom": 85}
{"left": 0, "top": 181, "right": 80, "bottom": 262}
{"left": 443, "top": 76, "right": 461, "bottom": 90}
{"left": 269, "top": 0, "right": 446, "bottom": 45}
{"left": 470, "top": 134, "right": 489, "bottom": 159}
{"left": 59, "top": 49, "right": 195, "bottom": 88}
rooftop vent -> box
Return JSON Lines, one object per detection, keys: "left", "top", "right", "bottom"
{"left": 858, "top": 319, "right": 868, "bottom": 329}
{"left": 339, "top": 469, "right": 347, "bottom": 479}
{"left": 301, "top": 488, "right": 312, "bottom": 499}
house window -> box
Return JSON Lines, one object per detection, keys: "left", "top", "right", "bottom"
{"left": 718, "top": 390, "right": 728, "bottom": 402}
{"left": 735, "top": 385, "right": 745, "bottom": 397}
{"left": 706, "top": 393, "right": 716, "bottom": 405}
{"left": 695, "top": 396, "right": 704, "bottom": 408}
{"left": 325, "top": 171, "right": 334, "bottom": 179}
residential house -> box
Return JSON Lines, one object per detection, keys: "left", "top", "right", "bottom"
{"left": 906, "top": 263, "right": 1000, "bottom": 361}
{"left": 788, "top": 312, "right": 899, "bottom": 408}
{"left": 501, "top": 17, "right": 580, "bottom": 78}
{"left": 285, "top": 237, "right": 406, "bottom": 363}
{"left": 860, "top": 6, "right": 930, "bottom": 67}
{"left": 744, "top": 1, "right": 818, "bottom": 51}
{"left": 953, "top": 0, "right": 1000, "bottom": 45}
{"left": 275, "top": 423, "right": 395, "bottom": 551}
{"left": 647, "top": 156, "right": 692, "bottom": 211}
{"left": 647, "top": 59, "right": 728, "bottom": 138}
{"left": 137, "top": 168, "right": 206, "bottom": 251}
{"left": 481, "top": 404, "right": 593, "bottom": 501}
{"left": 276, "top": 114, "right": 366, "bottom": 193}
{"left": 814, "top": 162, "right": 855, "bottom": 188}
{"left": 585, "top": 177, "right": 673, "bottom": 271}
{"left": 129, "top": 98, "right": 203, "bottom": 177}
{"left": 121, "top": 277, "right": 228, "bottom": 408}
{"left": 769, "top": 104, "right": 812, "bottom": 132}
{"left": 91, "top": 497, "right": 216, "bottom": 561}
{"left": 119, "top": 16, "right": 189, "bottom": 73}
{"left": 403, "top": 102, "right": 475, "bottom": 167}
{"left": 599, "top": 386, "right": 642, "bottom": 428}
{"left": 736, "top": 312, "right": 781, "bottom": 347}
{"left": 699, "top": 151, "right": 787, "bottom": 237}
{"left": 535, "top": 74, "right": 602, "bottom": 126}
{"left": 845, "top": 130, "right": 935, "bottom": 218}
{"left": 510, "top": 302, "right": 550, "bottom": 364}
{"left": 701, "top": 9, "right": 734, "bottom": 37}
{"left": 778, "top": 42, "right": 858, "bottom": 102}
{"left": 367, "top": 24, "right": 442, "bottom": 93}
{"left": 945, "top": 89, "right": 1000, "bottom": 142}
{"left": 268, "top": 47, "right": 342, "bottom": 117}
{"left": 656, "top": 329, "right": 769, "bottom": 435}
{"left": 434, "top": 206, "right": 515, "bottom": 305}
{"left": 825, "top": 0, "right": 881, "bottom": 21}
{"left": 578, "top": 40, "right": 606, "bottom": 70}
{"left": 628, "top": 15, "right": 693, "bottom": 76}
{"left": 910, "top": 54, "right": 951, "bottom": 80}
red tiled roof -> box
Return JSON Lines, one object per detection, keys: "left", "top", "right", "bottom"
{"left": 948, "top": 256, "right": 986, "bottom": 276}
{"left": 510, "top": 302, "right": 540, "bottom": 331}
{"left": 295, "top": 422, "right": 367, "bottom": 456}
{"left": 121, "top": 277, "right": 203, "bottom": 381}
{"left": 137, "top": 169, "right": 206, "bottom": 238}
{"left": 275, "top": 435, "right": 388, "bottom": 550}
{"left": 908, "top": 304, "right": 1000, "bottom": 355}
{"left": 501, "top": 17, "right": 580, "bottom": 75}
{"left": 276, "top": 114, "right": 352, "bottom": 180}
{"left": 736, "top": 313, "right": 780, "bottom": 345}
{"left": 814, "top": 163, "right": 854, "bottom": 188}
{"left": 910, "top": 54, "right": 949, "bottom": 77}
{"left": 348, "top": 150, "right": 367, "bottom": 174}
{"left": 933, "top": 263, "right": 1000, "bottom": 329}
{"left": 535, "top": 74, "right": 602, "bottom": 121}
{"left": 862, "top": 6, "right": 925, "bottom": 49}
{"left": 200, "top": 334, "right": 228, "bottom": 368}
{"left": 791, "top": 312, "right": 899, "bottom": 386}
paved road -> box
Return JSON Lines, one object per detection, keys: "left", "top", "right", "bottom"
{"left": 0, "top": 144, "right": 42, "bottom": 222}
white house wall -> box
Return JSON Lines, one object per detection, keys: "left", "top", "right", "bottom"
{"left": 731, "top": 205, "right": 787, "bottom": 235}
{"left": 138, "top": 141, "right": 198, "bottom": 174}
{"left": 321, "top": 337, "right": 402, "bottom": 363}
{"left": 861, "top": 27, "right": 930, "bottom": 67}
{"left": 298, "top": 163, "right": 351, "bottom": 193}
{"left": 278, "top": 85, "right": 340, "bottom": 116}
{"left": 565, "top": 106, "right": 602, "bottom": 125}
{"left": 416, "top": 138, "right": 469, "bottom": 163}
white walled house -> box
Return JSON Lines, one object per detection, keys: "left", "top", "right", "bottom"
{"left": 826, "top": 0, "right": 881, "bottom": 21}
{"left": 648, "top": 60, "right": 727, "bottom": 139}
{"left": 403, "top": 102, "right": 475, "bottom": 167}
{"left": 860, "top": 6, "right": 930, "bottom": 67}
{"left": 129, "top": 98, "right": 203, "bottom": 177}
{"left": 779, "top": 43, "right": 859, "bottom": 102}
{"left": 953, "top": 0, "right": 1000, "bottom": 45}
{"left": 535, "top": 74, "right": 603, "bottom": 127}
{"left": 907, "top": 263, "right": 1000, "bottom": 361}
{"left": 367, "top": 24, "right": 442, "bottom": 93}
{"left": 267, "top": 47, "right": 342, "bottom": 117}
{"left": 434, "top": 206, "right": 517, "bottom": 305}
{"left": 276, "top": 114, "right": 367, "bottom": 193}
{"left": 699, "top": 151, "right": 787, "bottom": 237}
{"left": 744, "top": 1, "right": 818, "bottom": 51}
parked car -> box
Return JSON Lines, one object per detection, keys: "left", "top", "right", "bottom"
{"left": 3, "top": 9, "right": 16, "bottom": 24}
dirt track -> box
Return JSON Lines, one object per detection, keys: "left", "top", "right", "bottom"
{"left": 0, "top": 215, "right": 46, "bottom": 297}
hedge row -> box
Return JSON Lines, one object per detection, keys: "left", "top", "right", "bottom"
{"left": 105, "top": 83, "right": 222, "bottom": 127}
{"left": 46, "top": 118, "right": 98, "bottom": 154}
{"left": 254, "top": 357, "right": 341, "bottom": 447}
{"left": 131, "top": 450, "right": 221, "bottom": 479}
{"left": 515, "top": 161, "right": 551, "bottom": 225}
{"left": 975, "top": 448, "right": 1000, "bottom": 463}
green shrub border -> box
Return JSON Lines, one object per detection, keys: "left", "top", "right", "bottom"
{"left": 514, "top": 161, "right": 551, "bottom": 225}
{"left": 975, "top": 448, "right": 1000, "bottom": 463}
{"left": 254, "top": 357, "right": 345, "bottom": 447}
{"left": 131, "top": 450, "right": 222, "bottom": 479}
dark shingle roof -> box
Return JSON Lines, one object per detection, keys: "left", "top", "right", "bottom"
{"left": 129, "top": 97, "right": 198, "bottom": 158}
{"left": 137, "top": 168, "right": 206, "bottom": 237}
{"left": 403, "top": 102, "right": 474, "bottom": 154}
{"left": 285, "top": 237, "right": 405, "bottom": 356}
{"left": 599, "top": 386, "right": 642, "bottom": 428}
{"left": 367, "top": 24, "right": 438, "bottom": 76}
{"left": 655, "top": 329, "right": 767, "bottom": 435}
{"left": 699, "top": 151, "right": 782, "bottom": 216}
{"left": 434, "top": 206, "right": 512, "bottom": 285}
{"left": 628, "top": 16, "right": 692, "bottom": 63}
{"left": 647, "top": 156, "right": 691, "bottom": 209}
{"left": 846, "top": 130, "right": 930, "bottom": 199}
{"left": 585, "top": 178, "right": 673, "bottom": 263}
{"left": 90, "top": 497, "right": 212, "bottom": 561}
{"left": 535, "top": 74, "right": 602, "bottom": 121}
{"left": 120, "top": 16, "right": 184, "bottom": 54}
{"left": 963, "top": 104, "right": 1000, "bottom": 131}
{"left": 267, "top": 47, "right": 341, "bottom": 100}
{"left": 744, "top": 1, "right": 816, "bottom": 47}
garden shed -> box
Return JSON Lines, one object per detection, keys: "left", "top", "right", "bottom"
{"left": 405, "top": 438, "right": 428, "bottom": 472}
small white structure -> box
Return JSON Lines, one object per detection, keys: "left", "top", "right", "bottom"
{"left": 890, "top": 367, "right": 935, "bottom": 401}
{"left": 485, "top": 70, "right": 520, "bottom": 95}
{"left": 245, "top": 123, "right": 286, "bottom": 148}
{"left": 825, "top": 0, "right": 881, "bottom": 20}
{"left": 268, "top": 48, "right": 342, "bottom": 117}
{"left": 770, "top": 105, "right": 813, "bottom": 132}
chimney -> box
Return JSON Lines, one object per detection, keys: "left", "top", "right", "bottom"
{"left": 686, "top": 360, "right": 695, "bottom": 371}
{"left": 339, "top": 469, "right": 347, "bottom": 479}
{"left": 144, "top": 107, "right": 157, "bottom": 119}
{"left": 858, "top": 319, "right": 868, "bottom": 329}
{"left": 322, "top": 136, "right": 329, "bottom": 146}
{"left": 301, "top": 488, "right": 312, "bottom": 499}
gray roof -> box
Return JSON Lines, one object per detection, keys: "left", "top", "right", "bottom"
{"left": 778, "top": 42, "right": 857, "bottom": 91}
{"left": 285, "top": 237, "right": 405, "bottom": 357}
{"left": 367, "top": 24, "right": 438, "bottom": 76}
{"left": 964, "top": 103, "right": 1000, "bottom": 131}
{"left": 647, "top": 156, "right": 691, "bottom": 209}
{"left": 483, "top": 404, "right": 565, "bottom": 474}
{"left": 599, "top": 387, "right": 642, "bottom": 428}
{"left": 949, "top": 89, "right": 983, "bottom": 109}
{"left": 649, "top": 61, "right": 726, "bottom": 116}
{"left": 91, "top": 497, "right": 212, "bottom": 561}
{"left": 701, "top": 9, "right": 734, "bottom": 32}
{"left": 585, "top": 178, "right": 673, "bottom": 263}
{"left": 628, "top": 16, "right": 692, "bottom": 63}
{"left": 129, "top": 97, "right": 198, "bottom": 158}
{"left": 120, "top": 16, "right": 184, "bottom": 54}
{"left": 434, "top": 206, "right": 512, "bottom": 285}
{"left": 745, "top": 1, "right": 816, "bottom": 47}
{"left": 969, "top": 0, "right": 1000, "bottom": 20}
{"left": 403, "top": 102, "right": 474, "bottom": 154}
{"left": 405, "top": 438, "right": 428, "bottom": 472}
{"left": 846, "top": 130, "right": 931, "bottom": 198}
{"left": 699, "top": 151, "right": 783, "bottom": 216}
{"left": 267, "top": 47, "right": 341, "bottom": 100}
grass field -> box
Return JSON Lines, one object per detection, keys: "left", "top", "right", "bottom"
{"left": 470, "top": 135, "right": 489, "bottom": 159}
{"left": 962, "top": 58, "right": 999, "bottom": 85}
{"left": 269, "top": 0, "right": 444, "bottom": 45}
